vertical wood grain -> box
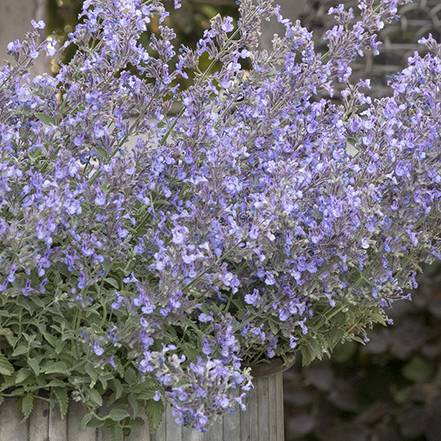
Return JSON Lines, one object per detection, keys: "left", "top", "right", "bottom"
{"left": 268, "top": 375, "right": 278, "bottom": 441}
{"left": 159, "top": 402, "right": 182, "bottom": 441}
{"left": 68, "top": 401, "right": 97, "bottom": 441}
{"left": 242, "top": 383, "right": 259, "bottom": 441}
{"left": 257, "top": 377, "right": 269, "bottom": 441}
{"left": 276, "top": 372, "right": 284, "bottom": 441}
{"left": 182, "top": 425, "right": 203, "bottom": 441}
{"left": 28, "top": 399, "right": 49, "bottom": 441}
{"left": 223, "top": 407, "right": 241, "bottom": 441}
{"left": 48, "top": 402, "right": 68, "bottom": 441}
{"left": 0, "top": 398, "right": 28, "bottom": 441}
{"left": 204, "top": 417, "right": 223, "bottom": 441}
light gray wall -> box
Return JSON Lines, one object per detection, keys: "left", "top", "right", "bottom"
{"left": 0, "top": 0, "right": 48, "bottom": 75}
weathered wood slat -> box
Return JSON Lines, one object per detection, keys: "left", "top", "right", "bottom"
{"left": 154, "top": 401, "right": 181, "bottom": 441}
{"left": 48, "top": 403, "right": 68, "bottom": 441}
{"left": 0, "top": 397, "right": 28, "bottom": 441}
{"left": 268, "top": 375, "right": 278, "bottom": 441}
{"left": 182, "top": 425, "right": 203, "bottom": 441}
{"left": 0, "top": 372, "right": 284, "bottom": 440}
{"left": 204, "top": 418, "right": 223, "bottom": 441}
{"left": 257, "top": 377, "right": 269, "bottom": 441}
{"left": 223, "top": 407, "right": 240, "bottom": 441}
{"left": 275, "top": 370, "right": 284, "bottom": 441}
{"left": 68, "top": 401, "right": 97, "bottom": 441}
{"left": 29, "top": 399, "right": 49, "bottom": 441}
{"left": 241, "top": 383, "right": 258, "bottom": 441}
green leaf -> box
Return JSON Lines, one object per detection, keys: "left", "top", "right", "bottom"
{"left": 128, "top": 416, "right": 146, "bottom": 431}
{"left": 110, "top": 425, "right": 124, "bottom": 441}
{"left": 105, "top": 278, "right": 119, "bottom": 289}
{"left": 81, "top": 412, "right": 94, "bottom": 428}
{"left": 88, "top": 417, "right": 107, "bottom": 428}
{"left": 82, "top": 413, "right": 105, "bottom": 428}
{"left": 87, "top": 388, "right": 103, "bottom": 407}
{"left": 98, "top": 372, "right": 113, "bottom": 390}
{"left": 125, "top": 367, "right": 137, "bottom": 385}
{"left": 29, "top": 296, "right": 45, "bottom": 308}
{"left": 0, "top": 326, "right": 12, "bottom": 336}
{"left": 144, "top": 399, "right": 164, "bottom": 434}
{"left": 152, "top": 200, "right": 171, "bottom": 206}
{"left": 55, "top": 340, "right": 66, "bottom": 355}
{"left": 136, "top": 386, "right": 156, "bottom": 400}
{"left": 109, "top": 409, "right": 131, "bottom": 421}
{"left": 10, "top": 387, "right": 24, "bottom": 396}
{"left": 300, "top": 337, "right": 327, "bottom": 366}
{"left": 85, "top": 362, "right": 98, "bottom": 388}
{"left": 128, "top": 393, "right": 138, "bottom": 417}
{"left": 94, "top": 145, "right": 109, "bottom": 161}
{"left": 43, "top": 362, "right": 69, "bottom": 375}
{"left": 112, "top": 379, "right": 124, "bottom": 401}
{"left": 0, "top": 396, "right": 4, "bottom": 406}
{"left": 43, "top": 333, "right": 58, "bottom": 348}
{"left": 349, "top": 335, "right": 367, "bottom": 345}
{"left": 0, "top": 352, "right": 14, "bottom": 376}
{"left": 48, "top": 379, "right": 65, "bottom": 387}
{"left": 27, "top": 359, "right": 40, "bottom": 376}
{"left": 15, "top": 368, "right": 32, "bottom": 384}
{"left": 12, "top": 345, "right": 29, "bottom": 357}
{"left": 35, "top": 112, "right": 57, "bottom": 125}
{"left": 20, "top": 394, "right": 35, "bottom": 420}
{"left": 53, "top": 387, "right": 69, "bottom": 418}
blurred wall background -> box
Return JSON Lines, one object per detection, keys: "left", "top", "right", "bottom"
{"left": 0, "top": 0, "right": 47, "bottom": 75}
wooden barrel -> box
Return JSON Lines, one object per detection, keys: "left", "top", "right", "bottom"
{"left": 0, "top": 373, "right": 284, "bottom": 441}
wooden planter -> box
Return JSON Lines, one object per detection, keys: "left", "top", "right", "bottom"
{"left": 0, "top": 372, "right": 284, "bottom": 441}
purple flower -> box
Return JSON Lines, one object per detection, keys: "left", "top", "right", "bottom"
{"left": 198, "top": 312, "right": 213, "bottom": 322}
{"left": 78, "top": 271, "right": 86, "bottom": 290}
{"left": 107, "top": 355, "right": 117, "bottom": 370}
{"left": 22, "top": 279, "right": 33, "bottom": 296}
{"left": 39, "top": 278, "right": 48, "bottom": 294}
{"left": 94, "top": 341, "right": 104, "bottom": 356}
{"left": 134, "top": 237, "right": 145, "bottom": 254}
{"left": 94, "top": 187, "right": 106, "bottom": 206}
{"left": 111, "top": 292, "right": 123, "bottom": 310}
{"left": 221, "top": 17, "right": 234, "bottom": 33}
{"left": 244, "top": 289, "right": 260, "bottom": 306}
{"left": 7, "top": 265, "right": 17, "bottom": 283}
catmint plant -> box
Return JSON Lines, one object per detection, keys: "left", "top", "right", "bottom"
{"left": 1, "top": 0, "right": 440, "bottom": 436}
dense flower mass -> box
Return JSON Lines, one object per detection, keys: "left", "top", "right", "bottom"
{"left": 1, "top": 0, "right": 441, "bottom": 434}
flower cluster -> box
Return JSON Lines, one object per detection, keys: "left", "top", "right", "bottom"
{"left": 2, "top": 0, "right": 441, "bottom": 434}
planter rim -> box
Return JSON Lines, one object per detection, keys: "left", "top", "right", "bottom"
{"left": 249, "top": 354, "right": 295, "bottom": 379}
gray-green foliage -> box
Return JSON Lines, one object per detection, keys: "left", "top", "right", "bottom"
{"left": 0, "top": 291, "right": 163, "bottom": 438}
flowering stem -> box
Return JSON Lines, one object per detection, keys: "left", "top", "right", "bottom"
{"left": 160, "top": 5, "right": 263, "bottom": 146}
